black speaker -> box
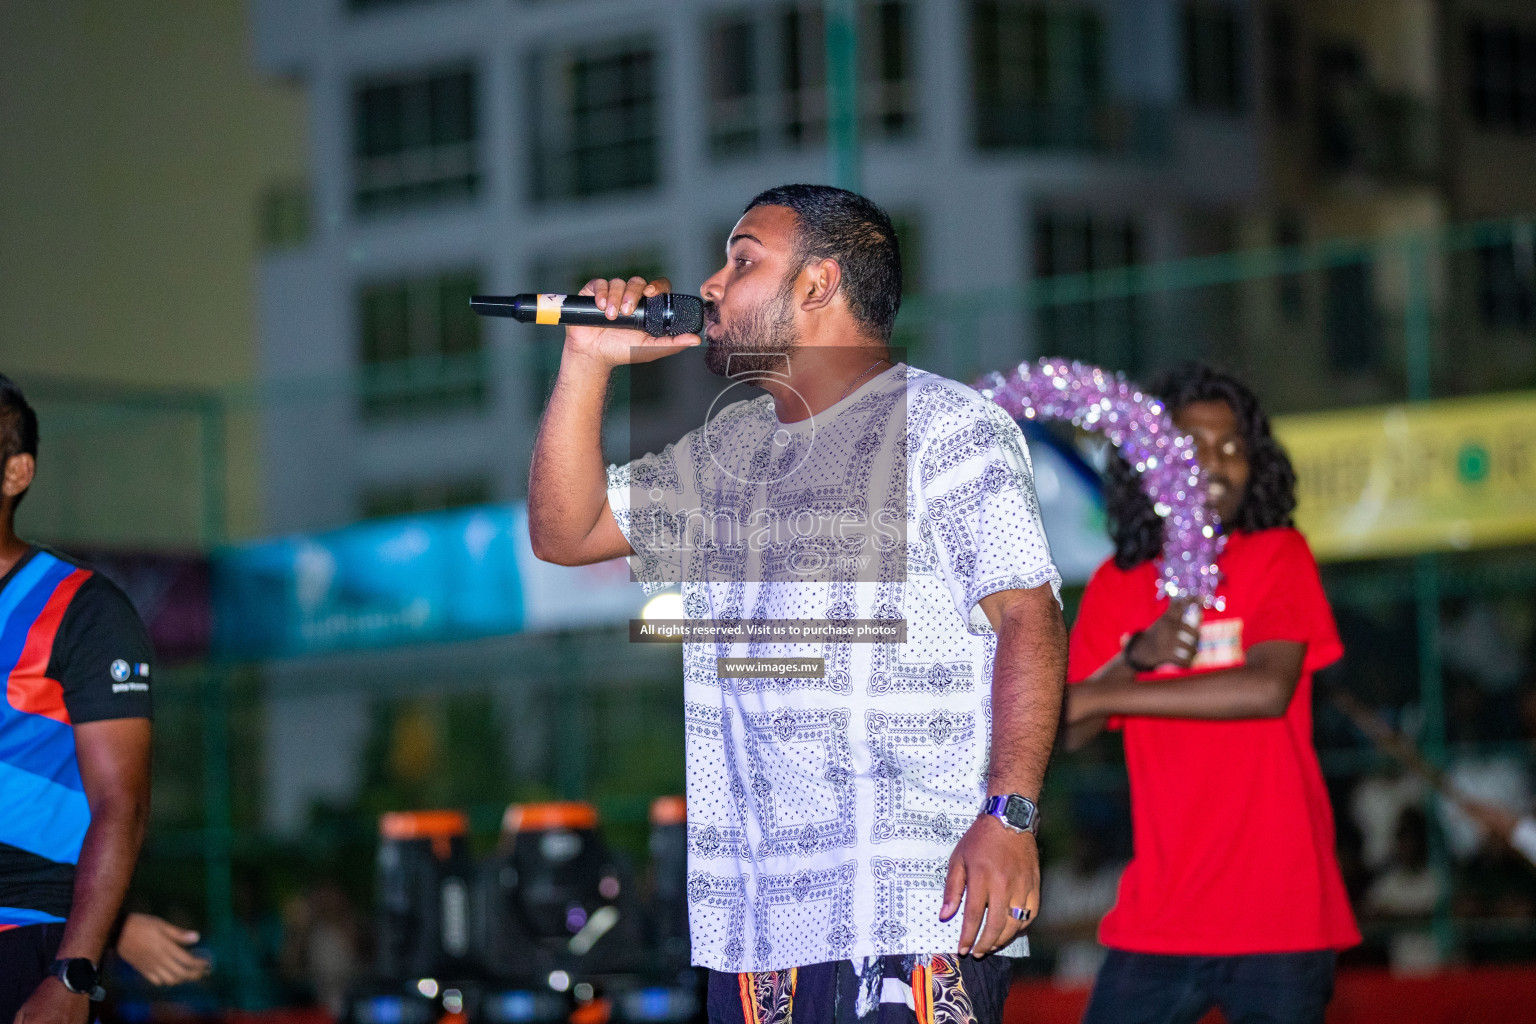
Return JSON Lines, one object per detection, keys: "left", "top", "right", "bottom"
{"left": 374, "top": 810, "right": 477, "bottom": 980}
{"left": 646, "top": 796, "right": 690, "bottom": 969}
{"left": 478, "top": 802, "right": 642, "bottom": 978}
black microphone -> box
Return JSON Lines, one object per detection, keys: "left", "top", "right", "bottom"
{"left": 470, "top": 292, "right": 705, "bottom": 337}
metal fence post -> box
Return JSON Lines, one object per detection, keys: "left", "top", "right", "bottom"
{"left": 1405, "top": 235, "right": 1433, "bottom": 402}
{"left": 201, "top": 664, "right": 238, "bottom": 999}
{"left": 825, "top": 0, "right": 861, "bottom": 191}
{"left": 556, "top": 631, "right": 589, "bottom": 800}
{"left": 196, "top": 395, "right": 240, "bottom": 998}
{"left": 1404, "top": 232, "right": 1453, "bottom": 956}
{"left": 1416, "top": 550, "right": 1453, "bottom": 957}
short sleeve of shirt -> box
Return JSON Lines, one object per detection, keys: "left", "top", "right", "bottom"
{"left": 606, "top": 433, "right": 698, "bottom": 596}
{"left": 50, "top": 574, "right": 154, "bottom": 723}
{"left": 919, "top": 398, "right": 1061, "bottom": 634}
{"left": 1068, "top": 559, "right": 1133, "bottom": 684}
{"left": 1242, "top": 530, "right": 1344, "bottom": 673}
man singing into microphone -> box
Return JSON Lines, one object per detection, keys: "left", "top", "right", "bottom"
{"left": 526, "top": 185, "right": 1065, "bottom": 1023}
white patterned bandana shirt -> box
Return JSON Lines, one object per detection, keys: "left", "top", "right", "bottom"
{"left": 606, "top": 363, "right": 1060, "bottom": 972}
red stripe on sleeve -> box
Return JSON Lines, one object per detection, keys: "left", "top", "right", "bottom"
{"left": 6, "top": 569, "right": 92, "bottom": 724}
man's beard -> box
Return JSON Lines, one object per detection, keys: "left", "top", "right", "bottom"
{"left": 703, "top": 280, "right": 799, "bottom": 379}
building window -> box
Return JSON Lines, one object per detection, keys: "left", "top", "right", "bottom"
{"left": 781, "top": 6, "right": 826, "bottom": 146}
{"left": 705, "top": 2, "right": 914, "bottom": 160}
{"left": 358, "top": 269, "right": 485, "bottom": 419}
{"left": 531, "top": 42, "right": 659, "bottom": 201}
{"left": 708, "top": 18, "right": 760, "bottom": 156}
{"left": 972, "top": 3, "right": 1111, "bottom": 150}
{"left": 1312, "top": 42, "right": 1435, "bottom": 182}
{"left": 353, "top": 66, "right": 479, "bottom": 216}
{"left": 1265, "top": 5, "right": 1300, "bottom": 120}
{"left": 1468, "top": 20, "right": 1536, "bottom": 134}
{"left": 361, "top": 477, "right": 492, "bottom": 520}
{"left": 1183, "top": 2, "right": 1246, "bottom": 113}
{"left": 1478, "top": 232, "right": 1536, "bottom": 329}
{"left": 869, "top": 1, "right": 914, "bottom": 136}
{"left": 527, "top": 249, "right": 669, "bottom": 409}
{"left": 1033, "top": 212, "right": 1141, "bottom": 372}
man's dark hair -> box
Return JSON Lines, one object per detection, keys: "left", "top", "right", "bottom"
{"left": 1106, "top": 362, "right": 1296, "bottom": 569}
{"left": 0, "top": 373, "right": 39, "bottom": 510}
{"left": 744, "top": 184, "right": 903, "bottom": 344}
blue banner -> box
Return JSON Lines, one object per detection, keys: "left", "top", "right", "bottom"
{"left": 211, "top": 428, "right": 1105, "bottom": 661}
{"left": 213, "top": 505, "right": 526, "bottom": 659}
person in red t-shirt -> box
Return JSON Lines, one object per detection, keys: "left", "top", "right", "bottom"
{"left": 1064, "top": 364, "right": 1359, "bottom": 1024}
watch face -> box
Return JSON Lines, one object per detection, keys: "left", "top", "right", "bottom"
{"left": 1004, "top": 795, "right": 1037, "bottom": 830}
{"left": 61, "top": 959, "right": 98, "bottom": 992}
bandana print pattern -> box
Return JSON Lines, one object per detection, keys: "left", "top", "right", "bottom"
{"left": 608, "top": 365, "right": 1059, "bottom": 970}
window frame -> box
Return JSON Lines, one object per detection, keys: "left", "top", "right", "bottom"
{"left": 1181, "top": 0, "right": 1249, "bottom": 115}
{"left": 703, "top": 1, "right": 916, "bottom": 161}
{"left": 529, "top": 38, "right": 662, "bottom": 202}
{"left": 356, "top": 267, "right": 489, "bottom": 420}
{"left": 351, "top": 63, "right": 481, "bottom": 217}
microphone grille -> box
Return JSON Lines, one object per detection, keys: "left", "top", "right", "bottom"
{"left": 644, "top": 293, "right": 704, "bottom": 336}
{"left": 643, "top": 295, "right": 670, "bottom": 337}
{"left": 667, "top": 294, "right": 704, "bottom": 336}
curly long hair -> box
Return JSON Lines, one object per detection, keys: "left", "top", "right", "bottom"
{"left": 1106, "top": 363, "right": 1296, "bottom": 569}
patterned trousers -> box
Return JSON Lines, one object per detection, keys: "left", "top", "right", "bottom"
{"left": 706, "top": 953, "right": 1014, "bottom": 1024}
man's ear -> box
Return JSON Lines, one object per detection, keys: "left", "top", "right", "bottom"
{"left": 2, "top": 453, "right": 35, "bottom": 500}
{"left": 799, "top": 257, "right": 843, "bottom": 312}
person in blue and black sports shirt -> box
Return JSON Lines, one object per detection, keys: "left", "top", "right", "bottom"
{"left": 0, "top": 374, "right": 153, "bottom": 1024}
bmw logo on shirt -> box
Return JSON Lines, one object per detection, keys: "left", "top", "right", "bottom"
{"left": 110, "top": 659, "right": 149, "bottom": 693}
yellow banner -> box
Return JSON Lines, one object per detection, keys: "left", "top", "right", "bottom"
{"left": 1274, "top": 392, "right": 1536, "bottom": 561}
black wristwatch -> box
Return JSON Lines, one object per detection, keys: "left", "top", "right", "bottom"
{"left": 51, "top": 958, "right": 106, "bottom": 1002}
{"left": 982, "top": 793, "right": 1041, "bottom": 835}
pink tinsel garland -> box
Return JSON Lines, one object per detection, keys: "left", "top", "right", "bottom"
{"left": 978, "top": 358, "right": 1225, "bottom": 605}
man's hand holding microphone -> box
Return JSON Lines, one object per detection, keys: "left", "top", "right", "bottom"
{"left": 472, "top": 276, "right": 702, "bottom": 367}
{"left": 512, "top": 275, "right": 699, "bottom": 569}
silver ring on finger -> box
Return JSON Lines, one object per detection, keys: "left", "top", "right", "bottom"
{"left": 1009, "top": 907, "right": 1028, "bottom": 921}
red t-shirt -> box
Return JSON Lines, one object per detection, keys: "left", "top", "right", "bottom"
{"left": 1067, "top": 527, "right": 1361, "bottom": 955}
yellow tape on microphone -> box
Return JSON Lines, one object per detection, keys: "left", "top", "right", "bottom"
{"left": 536, "top": 293, "right": 565, "bottom": 325}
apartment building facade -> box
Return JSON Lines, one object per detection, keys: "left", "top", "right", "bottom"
{"left": 1242, "top": 0, "right": 1536, "bottom": 409}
